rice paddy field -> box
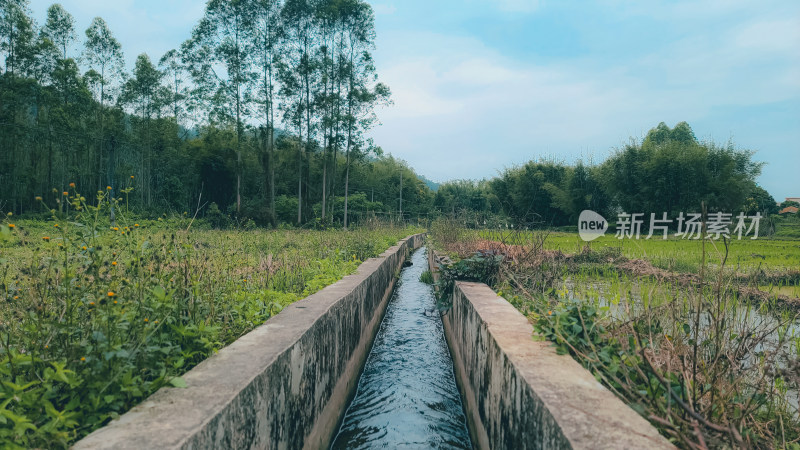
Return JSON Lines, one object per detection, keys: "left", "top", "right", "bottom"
{"left": 475, "top": 229, "right": 800, "bottom": 299}
{"left": 481, "top": 230, "right": 800, "bottom": 274}
{"left": 431, "top": 220, "right": 800, "bottom": 449}
{"left": 0, "top": 205, "right": 420, "bottom": 448}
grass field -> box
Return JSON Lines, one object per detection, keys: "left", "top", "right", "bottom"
{"left": 0, "top": 199, "right": 420, "bottom": 448}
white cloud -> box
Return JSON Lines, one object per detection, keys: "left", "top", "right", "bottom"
{"left": 381, "top": 61, "right": 465, "bottom": 118}
{"left": 733, "top": 18, "right": 800, "bottom": 55}
{"left": 371, "top": 12, "right": 800, "bottom": 184}
{"left": 443, "top": 58, "right": 525, "bottom": 85}
{"left": 371, "top": 33, "right": 650, "bottom": 180}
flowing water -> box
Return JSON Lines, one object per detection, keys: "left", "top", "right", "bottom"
{"left": 331, "top": 247, "right": 472, "bottom": 449}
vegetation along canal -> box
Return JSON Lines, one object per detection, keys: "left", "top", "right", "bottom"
{"left": 331, "top": 247, "right": 471, "bottom": 449}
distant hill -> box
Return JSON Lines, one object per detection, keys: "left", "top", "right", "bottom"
{"left": 418, "top": 175, "right": 439, "bottom": 192}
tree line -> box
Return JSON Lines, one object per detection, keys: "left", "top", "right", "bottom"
{"left": 434, "top": 122, "right": 776, "bottom": 228}
{"left": 0, "top": 1, "right": 776, "bottom": 229}
{"left": 0, "top": 0, "right": 431, "bottom": 227}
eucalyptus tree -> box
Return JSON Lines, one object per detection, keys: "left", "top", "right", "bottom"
{"left": 250, "top": 0, "right": 283, "bottom": 225}
{"left": 0, "top": 0, "right": 35, "bottom": 75}
{"left": 0, "top": 0, "right": 36, "bottom": 213}
{"left": 338, "top": 0, "right": 390, "bottom": 229}
{"left": 120, "top": 53, "right": 166, "bottom": 205}
{"left": 314, "top": 0, "right": 340, "bottom": 221}
{"left": 158, "top": 48, "right": 187, "bottom": 126}
{"left": 184, "top": 0, "right": 256, "bottom": 214}
{"left": 82, "top": 17, "right": 123, "bottom": 189}
{"left": 38, "top": 3, "right": 74, "bottom": 97}
{"left": 31, "top": 26, "right": 59, "bottom": 84}
{"left": 82, "top": 17, "right": 123, "bottom": 109}
{"left": 40, "top": 3, "right": 74, "bottom": 59}
{"left": 279, "top": 0, "right": 317, "bottom": 224}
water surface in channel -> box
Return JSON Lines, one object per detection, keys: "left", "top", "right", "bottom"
{"left": 331, "top": 246, "right": 471, "bottom": 449}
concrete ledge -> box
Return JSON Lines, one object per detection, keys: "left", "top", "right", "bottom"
{"left": 75, "top": 234, "right": 423, "bottom": 450}
{"left": 430, "top": 253, "right": 674, "bottom": 449}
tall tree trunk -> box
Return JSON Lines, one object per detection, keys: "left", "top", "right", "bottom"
{"left": 108, "top": 135, "right": 116, "bottom": 224}
{"left": 235, "top": 15, "right": 242, "bottom": 215}
{"left": 269, "top": 126, "right": 275, "bottom": 226}
{"left": 344, "top": 144, "right": 350, "bottom": 230}
{"left": 147, "top": 115, "right": 152, "bottom": 207}
{"left": 297, "top": 110, "right": 303, "bottom": 225}
{"left": 320, "top": 44, "right": 328, "bottom": 221}
{"left": 303, "top": 43, "right": 312, "bottom": 223}
{"left": 330, "top": 48, "right": 343, "bottom": 220}
{"left": 47, "top": 126, "right": 53, "bottom": 189}
{"left": 98, "top": 69, "right": 105, "bottom": 193}
{"left": 322, "top": 160, "right": 327, "bottom": 220}
{"left": 236, "top": 85, "right": 242, "bottom": 215}
{"left": 343, "top": 41, "right": 356, "bottom": 230}
{"left": 399, "top": 171, "right": 403, "bottom": 221}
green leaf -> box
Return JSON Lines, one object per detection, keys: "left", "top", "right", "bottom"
{"left": 169, "top": 377, "right": 187, "bottom": 388}
{"left": 152, "top": 285, "right": 167, "bottom": 301}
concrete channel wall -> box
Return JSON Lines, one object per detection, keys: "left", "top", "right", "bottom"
{"left": 75, "top": 234, "right": 423, "bottom": 450}
{"left": 429, "top": 252, "right": 675, "bottom": 450}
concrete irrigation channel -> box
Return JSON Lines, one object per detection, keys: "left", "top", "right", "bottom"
{"left": 330, "top": 246, "right": 471, "bottom": 448}
{"left": 75, "top": 234, "right": 672, "bottom": 449}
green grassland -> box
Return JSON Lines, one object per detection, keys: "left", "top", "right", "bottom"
{"left": 0, "top": 204, "right": 419, "bottom": 447}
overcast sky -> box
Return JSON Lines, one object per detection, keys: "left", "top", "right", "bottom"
{"left": 30, "top": 0, "right": 800, "bottom": 200}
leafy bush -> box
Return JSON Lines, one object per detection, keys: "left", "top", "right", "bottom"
{"left": 435, "top": 251, "right": 503, "bottom": 309}
{"left": 205, "top": 202, "right": 228, "bottom": 229}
